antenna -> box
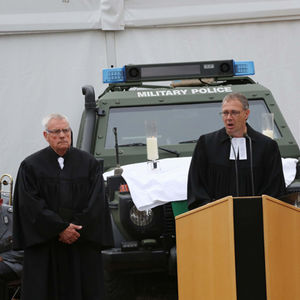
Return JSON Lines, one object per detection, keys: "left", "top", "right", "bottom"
{"left": 113, "top": 127, "right": 123, "bottom": 175}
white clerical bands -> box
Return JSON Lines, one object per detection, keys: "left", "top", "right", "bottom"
{"left": 58, "top": 157, "right": 64, "bottom": 169}
{"left": 230, "top": 137, "right": 247, "bottom": 160}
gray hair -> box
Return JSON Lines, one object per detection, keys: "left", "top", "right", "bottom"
{"left": 222, "top": 93, "right": 249, "bottom": 110}
{"left": 42, "top": 113, "right": 70, "bottom": 130}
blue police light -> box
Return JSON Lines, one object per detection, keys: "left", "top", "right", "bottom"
{"left": 103, "top": 67, "right": 125, "bottom": 83}
{"left": 103, "top": 60, "right": 255, "bottom": 84}
{"left": 233, "top": 61, "right": 255, "bottom": 76}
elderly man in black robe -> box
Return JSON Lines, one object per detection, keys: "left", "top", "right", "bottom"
{"left": 13, "top": 113, "right": 113, "bottom": 300}
{"left": 188, "top": 93, "right": 286, "bottom": 210}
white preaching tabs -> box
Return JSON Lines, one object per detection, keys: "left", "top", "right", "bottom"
{"left": 58, "top": 157, "right": 64, "bottom": 169}
{"left": 230, "top": 137, "right": 247, "bottom": 160}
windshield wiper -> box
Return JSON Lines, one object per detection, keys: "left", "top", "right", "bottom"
{"left": 159, "top": 146, "right": 180, "bottom": 157}
{"left": 179, "top": 139, "right": 198, "bottom": 144}
{"left": 119, "top": 143, "right": 180, "bottom": 157}
{"left": 119, "top": 143, "right": 146, "bottom": 147}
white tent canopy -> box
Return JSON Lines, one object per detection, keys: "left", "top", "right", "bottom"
{"left": 1, "top": 0, "right": 300, "bottom": 33}
{"left": 1, "top": 0, "right": 300, "bottom": 182}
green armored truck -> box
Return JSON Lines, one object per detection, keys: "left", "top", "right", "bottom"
{"left": 77, "top": 60, "right": 300, "bottom": 299}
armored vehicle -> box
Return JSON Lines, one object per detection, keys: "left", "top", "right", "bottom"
{"left": 76, "top": 60, "right": 300, "bottom": 299}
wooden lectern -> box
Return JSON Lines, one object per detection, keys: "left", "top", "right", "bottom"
{"left": 175, "top": 195, "right": 300, "bottom": 300}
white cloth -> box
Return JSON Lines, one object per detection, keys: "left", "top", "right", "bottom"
{"left": 58, "top": 157, "right": 64, "bottom": 169}
{"left": 104, "top": 157, "right": 298, "bottom": 211}
{"left": 282, "top": 157, "right": 298, "bottom": 187}
{"left": 104, "top": 157, "right": 191, "bottom": 211}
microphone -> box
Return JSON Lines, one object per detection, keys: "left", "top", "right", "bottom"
{"left": 245, "top": 134, "right": 255, "bottom": 196}
{"left": 229, "top": 136, "right": 239, "bottom": 197}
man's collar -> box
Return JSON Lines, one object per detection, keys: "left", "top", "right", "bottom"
{"left": 47, "top": 146, "right": 72, "bottom": 158}
{"left": 220, "top": 124, "right": 257, "bottom": 143}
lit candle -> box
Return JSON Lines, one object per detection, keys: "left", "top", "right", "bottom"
{"left": 262, "top": 129, "right": 274, "bottom": 139}
{"left": 146, "top": 137, "right": 159, "bottom": 161}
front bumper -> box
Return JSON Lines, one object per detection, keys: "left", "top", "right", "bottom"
{"left": 102, "top": 247, "right": 169, "bottom": 274}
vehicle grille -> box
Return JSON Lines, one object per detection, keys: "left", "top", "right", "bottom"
{"left": 162, "top": 203, "right": 176, "bottom": 237}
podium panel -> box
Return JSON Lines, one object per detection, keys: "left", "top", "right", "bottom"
{"left": 176, "top": 197, "right": 237, "bottom": 300}
{"left": 263, "top": 195, "right": 300, "bottom": 299}
{"left": 176, "top": 195, "right": 300, "bottom": 300}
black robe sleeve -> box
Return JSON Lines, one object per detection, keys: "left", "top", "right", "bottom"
{"left": 71, "top": 160, "right": 113, "bottom": 250}
{"left": 187, "top": 135, "right": 212, "bottom": 210}
{"left": 257, "top": 138, "right": 286, "bottom": 197}
{"left": 13, "top": 161, "right": 69, "bottom": 250}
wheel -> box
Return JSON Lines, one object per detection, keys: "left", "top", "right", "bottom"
{"left": 104, "top": 271, "right": 135, "bottom": 300}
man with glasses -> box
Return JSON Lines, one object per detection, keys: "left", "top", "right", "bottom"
{"left": 13, "top": 113, "right": 113, "bottom": 300}
{"left": 187, "top": 93, "right": 286, "bottom": 209}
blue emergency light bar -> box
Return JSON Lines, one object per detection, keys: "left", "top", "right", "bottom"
{"left": 103, "top": 60, "right": 255, "bottom": 84}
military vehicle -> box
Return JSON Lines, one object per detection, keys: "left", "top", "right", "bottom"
{"left": 76, "top": 60, "right": 300, "bottom": 299}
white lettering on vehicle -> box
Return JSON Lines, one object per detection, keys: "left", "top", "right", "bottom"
{"left": 191, "top": 86, "right": 232, "bottom": 94}
{"left": 137, "top": 86, "right": 232, "bottom": 97}
{"left": 137, "top": 89, "right": 188, "bottom": 97}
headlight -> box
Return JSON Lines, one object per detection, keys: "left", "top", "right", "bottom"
{"left": 129, "top": 206, "right": 153, "bottom": 226}
{"left": 119, "top": 193, "right": 164, "bottom": 239}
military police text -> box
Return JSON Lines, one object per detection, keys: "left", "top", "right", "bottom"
{"left": 137, "top": 86, "right": 232, "bottom": 98}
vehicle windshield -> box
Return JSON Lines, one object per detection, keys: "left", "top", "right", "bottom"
{"left": 105, "top": 99, "right": 281, "bottom": 149}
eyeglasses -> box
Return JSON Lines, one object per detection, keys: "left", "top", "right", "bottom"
{"left": 46, "top": 128, "right": 71, "bottom": 135}
{"left": 220, "top": 110, "right": 242, "bottom": 117}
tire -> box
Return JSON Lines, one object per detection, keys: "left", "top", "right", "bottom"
{"left": 104, "top": 271, "right": 135, "bottom": 300}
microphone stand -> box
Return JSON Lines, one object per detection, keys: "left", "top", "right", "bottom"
{"left": 245, "top": 134, "right": 255, "bottom": 196}
{"left": 229, "top": 136, "right": 239, "bottom": 197}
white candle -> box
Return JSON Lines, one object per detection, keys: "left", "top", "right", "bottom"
{"left": 146, "top": 137, "right": 159, "bottom": 161}
{"left": 262, "top": 129, "right": 274, "bottom": 139}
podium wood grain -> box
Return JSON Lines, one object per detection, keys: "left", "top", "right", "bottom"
{"left": 263, "top": 195, "right": 300, "bottom": 299}
{"left": 176, "top": 196, "right": 237, "bottom": 300}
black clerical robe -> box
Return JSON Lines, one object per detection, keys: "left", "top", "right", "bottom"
{"left": 13, "top": 146, "right": 113, "bottom": 300}
{"left": 187, "top": 125, "right": 286, "bottom": 210}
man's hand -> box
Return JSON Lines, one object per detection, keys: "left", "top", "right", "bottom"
{"left": 59, "top": 223, "right": 82, "bottom": 244}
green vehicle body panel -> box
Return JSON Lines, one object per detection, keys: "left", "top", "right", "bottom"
{"left": 78, "top": 80, "right": 300, "bottom": 167}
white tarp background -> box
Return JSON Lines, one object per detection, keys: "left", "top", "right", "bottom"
{"left": 1, "top": 0, "right": 300, "bottom": 182}
{"left": 0, "top": 31, "right": 107, "bottom": 181}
